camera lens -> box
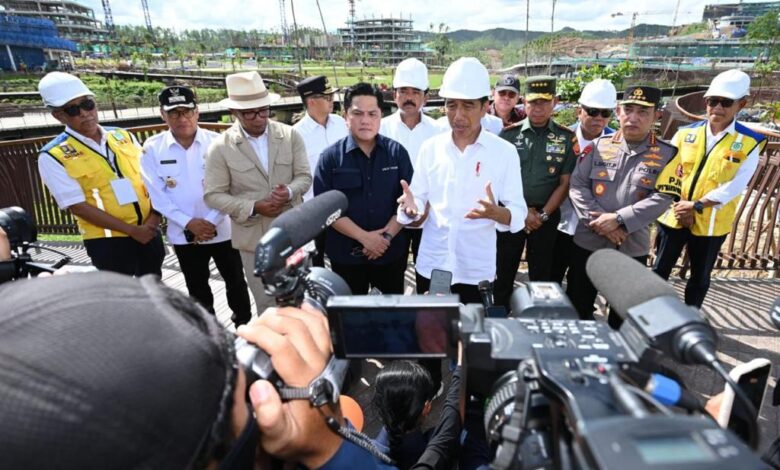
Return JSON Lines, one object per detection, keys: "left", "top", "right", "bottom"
{"left": 0, "top": 207, "right": 36, "bottom": 248}
{"left": 484, "top": 370, "right": 523, "bottom": 448}
{"left": 304, "top": 267, "right": 351, "bottom": 311}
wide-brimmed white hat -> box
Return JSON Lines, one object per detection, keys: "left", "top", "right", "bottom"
{"left": 704, "top": 69, "right": 750, "bottom": 100}
{"left": 38, "top": 72, "right": 94, "bottom": 108}
{"left": 219, "top": 71, "right": 280, "bottom": 110}
{"left": 439, "top": 57, "right": 490, "bottom": 100}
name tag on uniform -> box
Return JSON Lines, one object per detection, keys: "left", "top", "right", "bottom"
{"left": 111, "top": 178, "right": 139, "bottom": 205}
{"left": 546, "top": 143, "right": 565, "bottom": 154}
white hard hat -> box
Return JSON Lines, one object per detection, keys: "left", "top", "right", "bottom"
{"left": 38, "top": 72, "right": 94, "bottom": 108}
{"left": 393, "top": 58, "right": 429, "bottom": 90}
{"left": 439, "top": 57, "right": 490, "bottom": 100}
{"left": 704, "top": 69, "right": 750, "bottom": 100}
{"left": 578, "top": 79, "right": 617, "bottom": 109}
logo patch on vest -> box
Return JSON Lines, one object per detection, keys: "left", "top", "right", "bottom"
{"left": 730, "top": 142, "right": 743, "bottom": 151}
{"left": 684, "top": 133, "right": 696, "bottom": 143}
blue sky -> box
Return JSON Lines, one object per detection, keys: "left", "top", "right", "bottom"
{"left": 78, "top": 0, "right": 727, "bottom": 33}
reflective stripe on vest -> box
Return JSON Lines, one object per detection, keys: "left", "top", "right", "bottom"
{"left": 657, "top": 124, "right": 762, "bottom": 237}
{"left": 45, "top": 130, "right": 151, "bottom": 239}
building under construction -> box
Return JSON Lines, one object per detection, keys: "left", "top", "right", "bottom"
{"left": 0, "top": 0, "right": 109, "bottom": 44}
{"left": 702, "top": 1, "right": 780, "bottom": 21}
{"left": 337, "top": 16, "right": 432, "bottom": 65}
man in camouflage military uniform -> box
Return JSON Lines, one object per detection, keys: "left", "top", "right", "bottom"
{"left": 495, "top": 76, "right": 579, "bottom": 309}
{"left": 568, "top": 86, "right": 682, "bottom": 321}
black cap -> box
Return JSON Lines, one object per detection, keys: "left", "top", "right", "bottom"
{"left": 296, "top": 75, "right": 335, "bottom": 99}
{"left": 158, "top": 86, "right": 197, "bottom": 110}
{"left": 525, "top": 75, "right": 557, "bottom": 101}
{"left": 621, "top": 86, "right": 661, "bottom": 107}
{"left": 495, "top": 74, "right": 520, "bottom": 94}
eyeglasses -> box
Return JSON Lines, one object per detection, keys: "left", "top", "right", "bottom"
{"left": 166, "top": 108, "right": 196, "bottom": 119}
{"left": 239, "top": 107, "right": 271, "bottom": 120}
{"left": 59, "top": 98, "right": 96, "bottom": 117}
{"left": 582, "top": 106, "right": 612, "bottom": 118}
{"left": 705, "top": 97, "right": 735, "bottom": 108}
{"left": 497, "top": 90, "right": 518, "bottom": 98}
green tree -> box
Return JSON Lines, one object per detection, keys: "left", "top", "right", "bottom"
{"left": 428, "top": 23, "right": 451, "bottom": 66}
{"left": 748, "top": 11, "right": 780, "bottom": 61}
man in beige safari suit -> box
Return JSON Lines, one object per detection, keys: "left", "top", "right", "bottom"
{"left": 204, "top": 71, "right": 311, "bottom": 313}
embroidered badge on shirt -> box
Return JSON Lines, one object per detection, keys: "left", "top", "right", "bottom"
{"left": 676, "top": 164, "right": 683, "bottom": 178}
{"left": 684, "top": 134, "right": 696, "bottom": 143}
{"left": 643, "top": 160, "right": 662, "bottom": 168}
{"left": 730, "top": 142, "right": 743, "bottom": 151}
{"left": 546, "top": 143, "right": 565, "bottom": 154}
{"left": 548, "top": 166, "right": 556, "bottom": 174}
{"left": 644, "top": 153, "right": 663, "bottom": 160}
{"left": 595, "top": 182, "right": 606, "bottom": 196}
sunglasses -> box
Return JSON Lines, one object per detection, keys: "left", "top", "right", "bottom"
{"left": 705, "top": 97, "right": 735, "bottom": 108}
{"left": 239, "top": 107, "right": 271, "bottom": 120}
{"left": 59, "top": 98, "right": 96, "bottom": 117}
{"left": 582, "top": 106, "right": 612, "bottom": 118}
{"left": 497, "top": 90, "right": 518, "bottom": 98}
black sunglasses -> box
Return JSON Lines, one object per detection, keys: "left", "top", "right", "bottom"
{"left": 59, "top": 98, "right": 96, "bottom": 117}
{"left": 705, "top": 97, "right": 735, "bottom": 108}
{"left": 582, "top": 106, "right": 612, "bottom": 118}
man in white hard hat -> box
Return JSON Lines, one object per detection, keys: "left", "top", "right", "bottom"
{"left": 204, "top": 71, "right": 311, "bottom": 313}
{"left": 552, "top": 79, "right": 617, "bottom": 286}
{"left": 292, "top": 75, "right": 348, "bottom": 267}
{"left": 380, "top": 58, "right": 439, "bottom": 262}
{"left": 397, "top": 57, "right": 527, "bottom": 303}
{"left": 37, "top": 72, "right": 165, "bottom": 276}
{"left": 654, "top": 69, "right": 766, "bottom": 307}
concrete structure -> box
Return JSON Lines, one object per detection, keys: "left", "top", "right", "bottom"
{"left": 632, "top": 38, "right": 774, "bottom": 64}
{"left": 702, "top": 1, "right": 780, "bottom": 21}
{"left": 337, "top": 16, "right": 432, "bottom": 65}
{"left": 0, "top": 0, "right": 109, "bottom": 44}
{"left": 0, "top": 14, "right": 77, "bottom": 71}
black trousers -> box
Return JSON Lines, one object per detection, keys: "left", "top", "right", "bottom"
{"left": 173, "top": 240, "right": 252, "bottom": 326}
{"left": 406, "top": 228, "right": 423, "bottom": 264}
{"left": 330, "top": 254, "right": 407, "bottom": 295}
{"left": 494, "top": 209, "right": 561, "bottom": 308}
{"left": 652, "top": 224, "right": 727, "bottom": 308}
{"left": 567, "top": 244, "right": 647, "bottom": 321}
{"left": 551, "top": 231, "right": 575, "bottom": 286}
{"left": 84, "top": 233, "right": 165, "bottom": 277}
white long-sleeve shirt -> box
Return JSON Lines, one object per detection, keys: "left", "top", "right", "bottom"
{"left": 292, "top": 113, "right": 348, "bottom": 200}
{"left": 397, "top": 128, "right": 527, "bottom": 285}
{"left": 380, "top": 111, "right": 440, "bottom": 169}
{"left": 702, "top": 119, "right": 761, "bottom": 207}
{"left": 141, "top": 128, "right": 230, "bottom": 245}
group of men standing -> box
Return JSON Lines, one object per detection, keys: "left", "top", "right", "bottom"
{"left": 35, "top": 60, "right": 765, "bottom": 325}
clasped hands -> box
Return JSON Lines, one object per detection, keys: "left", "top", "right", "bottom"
{"left": 254, "top": 184, "right": 291, "bottom": 218}
{"left": 589, "top": 211, "right": 627, "bottom": 245}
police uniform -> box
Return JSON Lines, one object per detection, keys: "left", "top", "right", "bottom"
{"left": 494, "top": 76, "right": 578, "bottom": 308}
{"left": 653, "top": 71, "right": 766, "bottom": 307}
{"left": 567, "top": 86, "right": 682, "bottom": 319}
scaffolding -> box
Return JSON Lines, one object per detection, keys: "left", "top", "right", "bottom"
{"left": 337, "top": 16, "right": 432, "bottom": 65}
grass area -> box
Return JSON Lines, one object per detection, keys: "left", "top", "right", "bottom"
{"left": 38, "top": 233, "right": 82, "bottom": 242}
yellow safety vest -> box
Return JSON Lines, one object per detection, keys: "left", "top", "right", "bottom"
{"left": 658, "top": 121, "right": 766, "bottom": 237}
{"left": 42, "top": 128, "right": 152, "bottom": 240}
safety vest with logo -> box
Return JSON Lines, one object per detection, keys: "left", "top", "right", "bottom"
{"left": 658, "top": 120, "right": 766, "bottom": 237}
{"left": 42, "top": 128, "right": 151, "bottom": 239}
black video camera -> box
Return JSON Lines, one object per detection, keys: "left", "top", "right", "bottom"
{"left": 0, "top": 206, "right": 70, "bottom": 284}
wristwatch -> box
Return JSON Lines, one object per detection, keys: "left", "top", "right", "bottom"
{"left": 539, "top": 211, "right": 550, "bottom": 223}
{"left": 693, "top": 201, "right": 704, "bottom": 214}
{"left": 615, "top": 213, "right": 626, "bottom": 228}
{"left": 381, "top": 232, "right": 393, "bottom": 242}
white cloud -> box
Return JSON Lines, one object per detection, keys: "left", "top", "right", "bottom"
{"left": 78, "top": 0, "right": 714, "bottom": 33}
